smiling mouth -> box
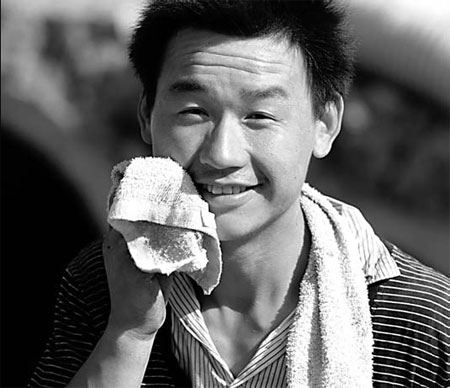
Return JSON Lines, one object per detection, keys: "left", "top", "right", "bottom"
{"left": 201, "top": 184, "right": 256, "bottom": 195}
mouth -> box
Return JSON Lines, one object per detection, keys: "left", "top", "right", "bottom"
{"left": 195, "top": 182, "right": 263, "bottom": 210}
{"left": 202, "top": 184, "right": 252, "bottom": 195}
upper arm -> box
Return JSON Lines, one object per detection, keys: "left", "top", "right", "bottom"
{"left": 28, "top": 242, "right": 109, "bottom": 387}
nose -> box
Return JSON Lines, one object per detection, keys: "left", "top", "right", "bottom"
{"left": 199, "top": 116, "right": 248, "bottom": 169}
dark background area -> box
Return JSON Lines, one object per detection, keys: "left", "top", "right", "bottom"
{"left": 1, "top": 130, "right": 99, "bottom": 387}
{"left": 1, "top": 1, "right": 449, "bottom": 387}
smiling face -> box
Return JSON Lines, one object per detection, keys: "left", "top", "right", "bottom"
{"left": 139, "top": 29, "right": 342, "bottom": 242}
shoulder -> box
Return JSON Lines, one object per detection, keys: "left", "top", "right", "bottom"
{"left": 28, "top": 240, "right": 110, "bottom": 388}
{"left": 59, "top": 238, "right": 110, "bottom": 326}
{"left": 371, "top": 242, "right": 449, "bottom": 387}
{"left": 67, "top": 239, "right": 105, "bottom": 275}
{"left": 373, "top": 241, "right": 448, "bottom": 318}
{"left": 63, "top": 239, "right": 110, "bottom": 327}
{"left": 66, "top": 239, "right": 108, "bottom": 291}
{"left": 385, "top": 241, "right": 448, "bottom": 296}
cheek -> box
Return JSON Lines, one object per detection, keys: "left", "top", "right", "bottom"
{"left": 263, "top": 127, "right": 313, "bottom": 166}
{"left": 151, "top": 116, "right": 206, "bottom": 168}
{"left": 261, "top": 129, "right": 314, "bottom": 192}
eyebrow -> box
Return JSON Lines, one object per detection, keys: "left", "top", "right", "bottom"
{"left": 240, "top": 86, "right": 288, "bottom": 100}
{"left": 169, "top": 80, "right": 207, "bottom": 94}
{"left": 168, "top": 80, "right": 288, "bottom": 100}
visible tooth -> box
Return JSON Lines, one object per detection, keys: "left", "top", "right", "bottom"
{"left": 222, "top": 186, "right": 233, "bottom": 194}
{"left": 232, "top": 186, "right": 241, "bottom": 194}
{"left": 205, "top": 184, "right": 249, "bottom": 195}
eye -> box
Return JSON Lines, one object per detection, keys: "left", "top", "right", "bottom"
{"left": 246, "top": 112, "right": 276, "bottom": 121}
{"left": 179, "top": 107, "right": 208, "bottom": 117}
{"left": 176, "top": 107, "right": 209, "bottom": 126}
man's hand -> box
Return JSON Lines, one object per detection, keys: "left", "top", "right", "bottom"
{"left": 68, "top": 230, "right": 173, "bottom": 387}
{"left": 102, "top": 228, "right": 173, "bottom": 338}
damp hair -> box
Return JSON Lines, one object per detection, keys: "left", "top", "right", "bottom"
{"left": 128, "top": 0, "right": 356, "bottom": 118}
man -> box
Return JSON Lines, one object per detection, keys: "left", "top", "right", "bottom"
{"left": 30, "top": 1, "right": 449, "bottom": 387}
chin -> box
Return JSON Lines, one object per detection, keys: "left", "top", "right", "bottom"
{"left": 216, "top": 224, "right": 244, "bottom": 242}
{"left": 215, "top": 214, "right": 261, "bottom": 243}
{"left": 215, "top": 215, "right": 243, "bottom": 242}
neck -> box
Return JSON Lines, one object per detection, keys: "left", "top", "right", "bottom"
{"left": 200, "top": 206, "right": 310, "bottom": 325}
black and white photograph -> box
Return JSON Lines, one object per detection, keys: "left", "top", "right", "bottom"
{"left": 1, "top": 1, "right": 449, "bottom": 387}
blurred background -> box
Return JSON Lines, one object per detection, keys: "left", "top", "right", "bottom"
{"left": 1, "top": 0, "right": 449, "bottom": 386}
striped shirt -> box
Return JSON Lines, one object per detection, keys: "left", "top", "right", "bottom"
{"left": 170, "top": 274, "right": 295, "bottom": 387}
{"left": 372, "top": 242, "right": 449, "bottom": 387}
{"left": 165, "top": 200, "right": 400, "bottom": 387}
{"left": 28, "top": 200, "right": 449, "bottom": 387}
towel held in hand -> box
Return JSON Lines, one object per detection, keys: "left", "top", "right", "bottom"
{"left": 107, "top": 157, "right": 222, "bottom": 295}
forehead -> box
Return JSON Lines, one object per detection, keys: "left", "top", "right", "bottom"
{"left": 157, "top": 28, "right": 308, "bottom": 94}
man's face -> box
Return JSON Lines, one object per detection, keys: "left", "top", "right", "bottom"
{"left": 141, "top": 29, "right": 332, "bottom": 242}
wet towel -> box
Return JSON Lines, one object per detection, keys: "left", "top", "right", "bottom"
{"left": 107, "top": 157, "right": 222, "bottom": 295}
{"left": 286, "top": 184, "right": 373, "bottom": 387}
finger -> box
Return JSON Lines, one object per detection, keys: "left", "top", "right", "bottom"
{"left": 156, "top": 274, "right": 174, "bottom": 302}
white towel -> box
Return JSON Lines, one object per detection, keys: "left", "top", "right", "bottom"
{"left": 107, "top": 157, "right": 222, "bottom": 295}
{"left": 286, "top": 184, "right": 373, "bottom": 387}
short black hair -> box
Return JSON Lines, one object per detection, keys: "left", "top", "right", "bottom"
{"left": 128, "top": 0, "right": 355, "bottom": 117}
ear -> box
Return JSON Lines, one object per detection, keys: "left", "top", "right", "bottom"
{"left": 313, "top": 95, "right": 344, "bottom": 159}
{"left": 138, "top": 92, "right": 152, "bottom": 145}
